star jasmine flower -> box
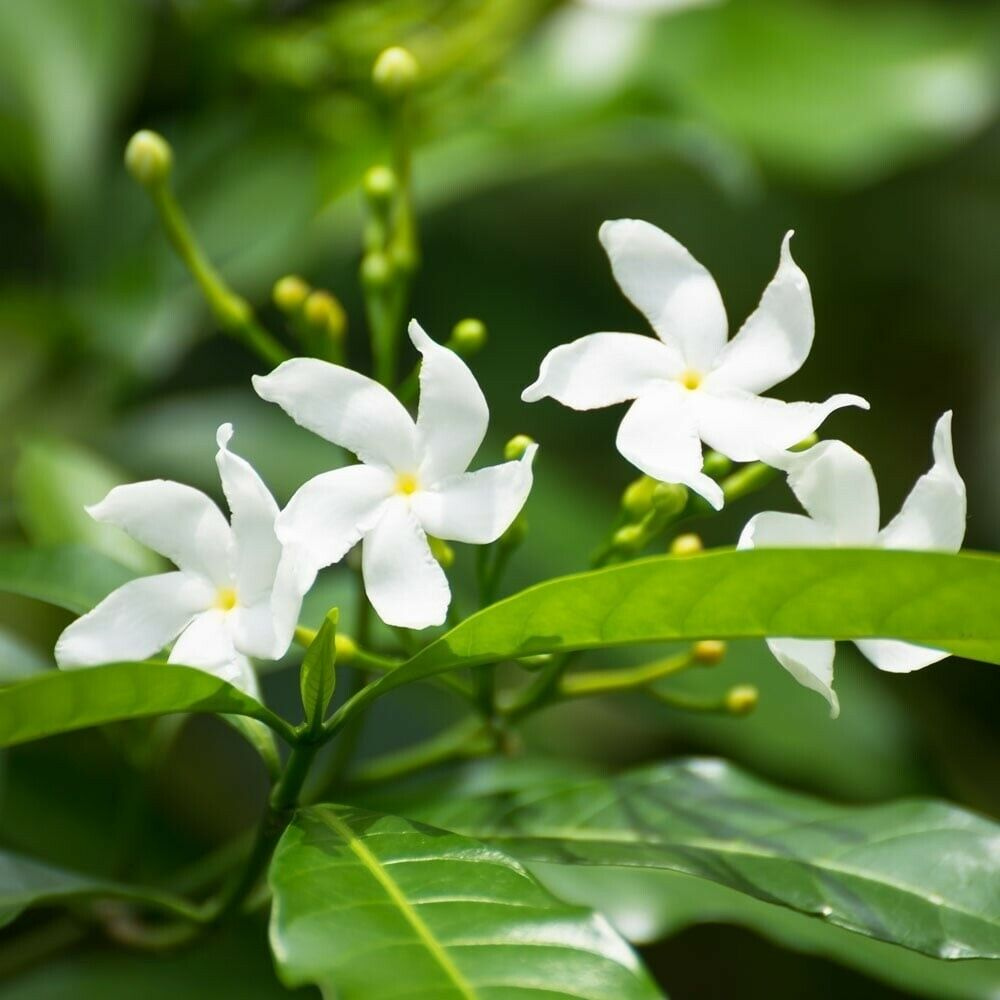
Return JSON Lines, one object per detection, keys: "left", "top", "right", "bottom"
{"left": 522, "top": 219, "right": 868, "bottom": 509}
{"left": 739, "top": 412, "right": 966, "bottom": 717}
{"left": 55, "top": 425, "right": 303, "bottom": 696}
{"left": 253, "top": 320, "right": 537, "bottom": 630}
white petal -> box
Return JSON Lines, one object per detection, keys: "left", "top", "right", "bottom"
{"left": 253, "top": 358, "right": 417, "bottom": 472}
{"left": 599, "top": 219, "right": 728, "bottom": 370}
{"left": 230, "top": 600, "right": 281, "bottom": 660}
{"left": 55, "top": 572, "right": 213, "bottom": 668}
{"left": 277, "top": 465, "right": 393, "bottom": 591}
{"left": 216, "top": 424, "right": 280, "bottom": 605}
{"left": 706, "top": 232, "right": 815, "bottom": 394}
{"left": 693, "top": 389, "right": 869, "bottom": 463}
{"left": 521, "top": 333, "right": 681, "bottom": 409}
{"left": 766, "top": 638, "right": 840, "bottom": 718}
{"left": 409, "top": 320, "right": 489, "bottom": 482}
{"left": 88, "top": 482, "right": 232, "bottom": 586}
{"left": 412, "top": 445, "right": 537, "bottom": 544}
{"left": 854, "top": 639, "right": 948, "bottom": 675}
{"left": 772, "top": 440, "right": 881, "bottom": 545}
{"left": 615, "top": 384, "right": 724, "bottom": 509}
{"left": 362, "top": 498, "right": 450, "bottom": 629}
{"left": 268, "top": 549, "right": 309, "bottom": 659}
{"left": 738, "top": 511, "right": 831, "bottom": 550}
{"left": 879, "top": 411, "right": 966, "bottom": 552}
{"left": 169, "top": 609, "right": 259, "bottom": 697}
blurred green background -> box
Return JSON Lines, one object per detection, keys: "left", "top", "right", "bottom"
{"left": 0, "top": 0, "right": 998, "bottom": 996}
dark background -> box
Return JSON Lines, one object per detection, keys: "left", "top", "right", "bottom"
{"left": 0, "top": 0, "right": 997, "bottom": 996}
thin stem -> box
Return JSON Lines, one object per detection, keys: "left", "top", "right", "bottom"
{"left": 557, "top": 651, "right": 695, "bottom": 700}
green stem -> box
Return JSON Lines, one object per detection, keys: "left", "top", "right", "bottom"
{"left": 557, "top": 651, "right": 695, "bottom": 699}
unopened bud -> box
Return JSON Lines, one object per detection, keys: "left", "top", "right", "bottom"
{"left": 670, "top": 533, "right": 703, "bottom": 556}
{"left": 273, "top": 275, "right": 310, "bottom": 313}
{"left": 360, "top": 251, "right": 393, "bottom": 289}
{"left": 726, "top": 685, "right": 759, "bottom": 715}
{"left": 449, "top": 318, "right": 487, "bottom": 356}
{"left": 125, "top": 130, "right": 173, "bottom": 186}
{"left": 373, "top": 46, "right": 419, "bottom": 97}
{"left": 622, "top": 476, "right": 656, "bottom": 519}
{"left": 428, "top": 536, "right": 455, "bottom": 569}
{"left": 504, "top": 434, "right": 535, "bottom": 462}
{"left": 703, "top": 451, "right": 732, "bottom": 480}
{"left": 791, "top": 433, "right": 819, "bottom": 453}
{"left": 334, "top": 633, "right": 357, "bottom": 662}
{"left": 651, "top": 482, "right": 688, "bottom": 516}
{"left": 693, "top": 640, "right": 726, "bottom": 665}
{"left": 363, "top": 165, "right": 397, "bottom": 209}
{"left": 304, "top": 290, "right": 347, "bottom": 340}
{"left": 612, "top": 523, "right": 644, "bottom": 554}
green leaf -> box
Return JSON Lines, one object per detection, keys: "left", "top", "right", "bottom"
{"left": 0, "top": 544, "right": 137, "bottom": 615}
{"left": 268, "top": 805, "right": 662, "bottom": 999}
{"left": 0, "top": 847, "right": 202, "bottom": 928}
{"left": 0, "top": 663, "right": 292, "bottom": 749}
{"left": 350, "top": 549, "right": 1000, "bottom": 713}
{"left": 405, "top": 758, "right": 1000, "bottom": 961}
{"left": 299, "top": 609, "right": 337, "bottom": 732}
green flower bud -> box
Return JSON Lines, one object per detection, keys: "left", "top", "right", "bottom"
{"left": 363, "top": 165, "right": 397, "bottom": 209}
{"left": 448, "top": 318, "right": 487, "bottom": 356}
{"left": 504, "top": 434, "right": 535, "bottom": 462}
{"left": 693, "top": 640, "right": 726, "bottom": 666}
{"left": 702, "top": 451, "right": 732, "bottom": 480}
{"left": 372, "top": 46, "right": 419, "bottom": 97}
{"left": 273, "top": 275, "right": 310, "bottom": 313}
{"left": 726, "top": 684, "right": 759, "bottom": 716}
{"left": 360, "top": 251, "right": 393, "bottom": 289}
{"left": 622, "top": 476, "right": 656, "bottom": 519}
{"left": 124, "top": 130, "right": 173, "bottom": 187}
{"left": 334, "top": 633, "right": 358, "bottom": 662}
{"left": 304, "top": 290, "right": 347, "bottom": 340}
{"left": 791, "top": 432, "right": 819, "bottom": 452}
{"left": 428, "top": 536, "right": 455, "bottom": 569}
{"left": 651, "top": 482, "right": 688, "bottom": 516}
{"left": 670, "top": 533, "right": 703, "bottom": 556}
{"left": 612, "top": 523, "right": 644, "bottom": 554}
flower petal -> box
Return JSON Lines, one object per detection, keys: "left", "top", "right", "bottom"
{"left": 879, "top": 411, "right": 966, "bottom": 552}
{"left": 362, "top": 498, "right": 450, "bottom": 629}
{"left": 216, "top": 424, "right": 281, "bottom": 605}
{"left": 55, "top": 571, "right": 213, "bottom": 668}
{"left": 693, "top": 389, "right": 869, "bottom": 464}
{"left": 253, "top": 358, "right": 417, "bottom": 472}
{"left": 409, "top": 320, "right": 490, "bottom": 482}
{"left": 854, "top": 639, "right": 948, "bottom": 675}
{"left": 599, "top": 219, "right": 728, "bottom": 370}
{"left": 88, "top": 482, "right": 232, "bottom": 586}
{"left": 706, "top": 232, "right": 814, "bottom": 394}
{"left": 738, "top": 511, "right": 831, "bottom": 550}
{"left": 615, "top": 384, "right": 724, "bottom": 509}
{"left": 412, "top": 445, "right": 537, "bottom": 544}
{"left": 277, "top": 465, "right": 393, "bottom": 592}
{"left": 169, "top": 609, "right": 258, "bottom": 696}
{"left": 521, "top": 332, "right": 680, "bottom": 409}
{"left": 766, "top": 638, "right": 840, "bottom": 718}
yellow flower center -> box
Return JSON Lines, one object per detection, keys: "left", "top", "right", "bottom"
{"left": 215, "top": 586, "right": 238, "bottom": 612}
{"left": 680, "top": 369, "right": 703, "bottom": 391}
{"left": 395, "top": 472, "right": 420, "bottom": 496}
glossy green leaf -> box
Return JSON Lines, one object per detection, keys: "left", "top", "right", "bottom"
{"left": 299, "top": 609, "right": 337, "bottom": 731}
{"left": 0, "top": 847, "right": 202, "bottom": 928}
{"left": 0, "top": 545, "right": 137, "bottom": 615}
{"left": 346, "top": 549, "right": 1000, "bottom": 716}
{"left": 0, "top": 663, "right": 292, "bottom": 749}
{"left": 406, "top": 758, "right": 1000, "bottom": 960}
{"left": 268, "top": 805, "right": 662, "bottom": 999}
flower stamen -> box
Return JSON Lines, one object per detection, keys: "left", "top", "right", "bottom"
{"left": 680, "top": 369, "right": 702, "bottom": 391}
{"left": 395, "top": 472, "right": 420, "bottom": 496}
{"left": 215, "top": 586, "right": 238, "bottom": 612}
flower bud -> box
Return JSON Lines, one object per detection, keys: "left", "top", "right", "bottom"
{"left": 622, "top": 476, "right": 656, "bottom": 520}
{"left": 702, "top": 451, "right": 732, "bottom": 480}
{"left": 363, "top": 165, "right": 397, "bottom": 209}
{"left": 334, "top": 633, "right": 357, "bottom": 662}
{"left": 372, "top": 46, "right": 419, "bottom": 97}
{"left": 651, "top": 482, "right": 688, "bottom": 516}
{"left": 360, "top": 251, "right": 393, "bottom": 289}
{"left": 304, "top": 290, "right": 347, "bottom": 340}
{"left": 448, "top": 317, "right": 487, "bottom": 357}
{"left": 273, "top": 275, "right": 310, "bottom": 313}
{"left": 792, "top": 433, "right": 819, "bottom": 452}
{"left": 428, "top": 536, "right": 455, "bottom": 569}
{"left": 504, "top": 434, "right": 535, "bottom": 462}
{"left": 726, "top": 684, "right": 759, "bottom": 716}
{"left": 693, "top": 640, "right": 726, "bottom": 665}
{"left": 612, "top": 523, "right": 644, "bottom": 554}
{"left": 670, "top": 533, "right": 703, "bottom": 556}
{"left": 124, "top": 130, "right": 173, "bottom": 187}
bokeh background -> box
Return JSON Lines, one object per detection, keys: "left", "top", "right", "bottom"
{"left": 0, "top": 0, "right": 998, "bottom": 996}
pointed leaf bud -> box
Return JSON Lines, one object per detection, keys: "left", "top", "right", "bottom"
{"left": 622, "top": 476, "right": 656, "bottom": 520}
{"left": 504, "top": 434, "right": 535, "bottom": 462}
{"left": 693, "top": 640, "right": 726, "bottom": 666}
{"left": 273, "top": 275, "right": 311, "bottom": 313}
{"left": 124, "top": 130, "right": 173, "bottom": 187}
{"left": 448, "top": 318, "right": 487, "bottom": 357}
{"left": 300, "top": 609, "right": 338, "bottom": 733}
{"left": 726, "top": 684, "right": 759, "bottom": 716}
{"left": 670, "top": 533, "right": 703, "bottom": 556}
{"left": 373, "top": 46, "right": 419, "bottom": 98}
{"left": 651, "top": 482, "right": 688, "bottom": 516}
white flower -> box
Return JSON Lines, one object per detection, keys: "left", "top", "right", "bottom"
{"left": 522, "top": 219, "right": 868, "bottom": 509}
{"left": 739, "top": 411, "right": 966, "bottom": 717}
{"left": 253, "top": 320, "right": 537, "bottom": 630}
{"left": 55, "top": 425, "right": 303, "bottom": 696}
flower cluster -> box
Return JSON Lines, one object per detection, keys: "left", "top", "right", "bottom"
{"left": 56, "top": 218, "right": 966, "bottom": 713}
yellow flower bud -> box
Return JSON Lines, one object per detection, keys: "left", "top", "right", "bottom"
{"left": 273, "top": 275, "right": 310, "bottom": 313}
{"left": 651, "top": 482, "right": 688, "bottom": 516}
{"left": 622, "top": 476, "right": 656, "bottom": 519}
{"left": 670, "top": 533, "right": 703, "bottom": 556}
{"left": 372, "top": 46, "right": 419, "bottom": 97}
{"left": 303, "top": 291, "right": 347, "bottom": 340}
{"left": 124, "top": 130, "right": 173, "bottom": 187}
{"left": 363, "top": 165, "right": 397, "bottom": 209}
{"left": 504, "top": 435, "right": 535, "bottom": 462}
{"left": 693, "top": 640, "right": 726, "bottom": 665}
{"left": 449, "top": 318, "right": 487, "bottom": 356}
{"left": 613, "top": 524, "right": 644, "bottom": 553}
{"left": 360, "top": 251, "right": 393, "bottom": 289}
{"left": 428, "top": 536, "right": 455, "bottom": 569}
{"left": 726, "top": 685, "right": 759, "bottom": 716}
